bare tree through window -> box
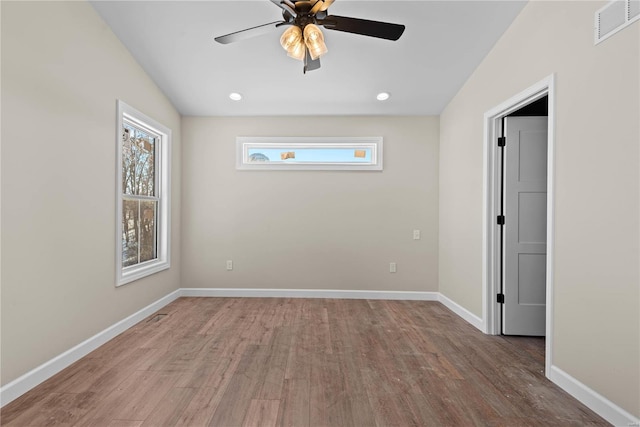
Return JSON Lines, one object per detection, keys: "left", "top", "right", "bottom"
{"left": 122, "top": 124, "right": 157, "bottom": 267}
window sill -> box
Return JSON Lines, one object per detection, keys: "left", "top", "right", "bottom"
{"left": 117, "top": 260, "right": 170, "bottom": 287}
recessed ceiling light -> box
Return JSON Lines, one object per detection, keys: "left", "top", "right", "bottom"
{"left": 376, "top": 92, "right": 390, "bottom": 101}
{"left": 229, "top": 92, "right": 242, "bottom": 101}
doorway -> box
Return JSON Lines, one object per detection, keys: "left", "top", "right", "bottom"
{"left": 500, "top": 104, "right": 548, "bottom": 336}
{"left": 482, "top": 75, "right": 556, "bottom": 373}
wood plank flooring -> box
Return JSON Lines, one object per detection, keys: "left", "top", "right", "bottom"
{"left": 1, "top": 297, "right": 609, "bottom": 426}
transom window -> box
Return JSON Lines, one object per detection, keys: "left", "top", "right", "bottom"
{"left": 116, "top": 101, "right": 171, "bottom": 286}
{"left": 236, "top": 137, "right": 383, "bottom": 171}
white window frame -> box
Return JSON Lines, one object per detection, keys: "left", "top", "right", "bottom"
{"left": 116, "top": 100, "right": 171, "bottom": 286}
{"left": 236, "top": 136, "right": 383, "bottom": 171}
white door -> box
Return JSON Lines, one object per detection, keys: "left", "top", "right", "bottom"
{"left": 502, "top": 116, "right": 548, "bottom": 336}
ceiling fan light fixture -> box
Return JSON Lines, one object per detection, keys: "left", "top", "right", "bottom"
{"left": 288, "top": 40, "right": 306, "bottom": 61}
{"left": 280, "top": 25, "right": 303, "bottom": 52}
{"left": 303, "top": 24, "right": 328, "bottom": 60}
{"left": 280, "top": 25, "right": 306, "bottom": 61}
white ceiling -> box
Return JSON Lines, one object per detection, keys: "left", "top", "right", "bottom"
{"left": 90, "top": 0, "right": 527, "bottom": 116}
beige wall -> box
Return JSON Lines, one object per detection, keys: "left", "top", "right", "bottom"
{"left": 1, "top": 1, "right": 181, "bottom": 385}
{"left": 439, "top": 0, "right": 639, "bottom": 417}
{"left": 181, "top": 116, "right": 438, "bottom": 292}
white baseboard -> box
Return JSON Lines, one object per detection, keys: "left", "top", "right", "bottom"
{"left": 548, "top": 365, "right": 640, "bottom": 426}
{"left": 0, "top": 289, "right": 181, "bottom": 407}
{"left": 437, "top": 293, "right": 484, "bottom": 331}
{"left": 181, "top": 287, "right": 440, "bottom": 301}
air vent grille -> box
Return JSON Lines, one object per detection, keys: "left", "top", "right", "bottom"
{"left": 630, "top": 0, "right": 640, "bottom": 19}
{"left": 595, "top": 0, "right": 640, "bottom": 44}
{"left": 147, "top": 313, "right": 168, "bottom": 323}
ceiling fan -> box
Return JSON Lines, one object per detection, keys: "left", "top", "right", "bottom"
{"left": 214, "top": 0, "right": 405, "bottom": 73}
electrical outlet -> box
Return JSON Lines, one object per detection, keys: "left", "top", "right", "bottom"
{"left": 413, "top": 229, "right": 421, "bottom": 240}
{"left": 226, "top": 260, "right": 233, "bottom": 271}
{"left": 390, "top": 262, "right": 397, "bottom": 273}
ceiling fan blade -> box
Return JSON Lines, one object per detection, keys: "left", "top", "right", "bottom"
{"left": 309, "top": 0, "right": 334, "bottom": 15}
{"left": 319, "top": 0, "right": 335, "bottom": 12}
{"left": 304, "top": 49, "right": 321, "bottom": 73}
{"left": 269, "top": 0, "right": 297, "bottom": 17}
{"left": 319, "top": 15, "right": 405, "bottom": 41}
{"left": 214, "top": 21, "right": 289, "bottom": 44}
{"left": 309, "top": 0, "right": 323, "bottom": 15}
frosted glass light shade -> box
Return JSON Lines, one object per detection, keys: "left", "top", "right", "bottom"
{"left": 303, "top": 24, "right": 328, "bottom": 60}
{"left": 280, "top": 26, "right": 302, "bottom": 52}
{"left": 280, "top": 26, "right": 306, "bottom": 61}
{"left": 287, "top": 41, "right": 306, "bottom": 61}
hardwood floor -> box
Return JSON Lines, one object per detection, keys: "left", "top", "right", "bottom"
{"left": 1, "top": 297, "right": 608, "bottom": 426}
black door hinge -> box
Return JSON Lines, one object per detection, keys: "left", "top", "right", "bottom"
{"left": 497, "top": 215, "right": 505, "bottom": 225}
{"left": 498, "top": 137, "right": 506, "bottom": 147}
{"left": 497, "top": 293, "right": 505, "bottom": 304}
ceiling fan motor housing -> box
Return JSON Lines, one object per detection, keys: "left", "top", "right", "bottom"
{"left": 282, "top": 2, "right": 328, "bottom": 27}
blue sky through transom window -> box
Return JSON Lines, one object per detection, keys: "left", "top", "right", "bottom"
{"left": 247, "top": 147, "right": 372, "bottom": 163}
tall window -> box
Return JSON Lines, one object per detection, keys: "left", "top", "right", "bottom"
{"left": 116, "top": 101, "right": 171, "bottom": 286}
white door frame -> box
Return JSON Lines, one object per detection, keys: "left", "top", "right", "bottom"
{"left": 482, "top": 74, "right": 556, "bottom": 374}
